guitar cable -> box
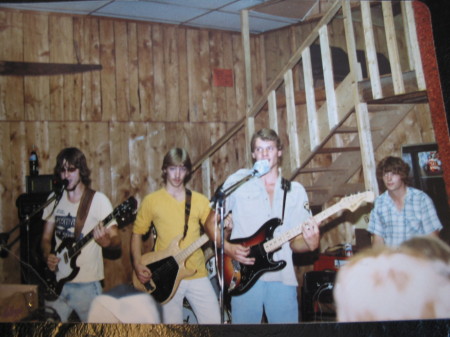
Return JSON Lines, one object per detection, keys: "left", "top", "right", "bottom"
{"left": 312, "top": 282, "right": 334, "bottom": 321}
{"left": 1, "top": 244, "right": 71, "bottom": 309}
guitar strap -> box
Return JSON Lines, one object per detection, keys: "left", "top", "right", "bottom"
{"left": 183, "top": 189, "right": 192, "bottom": 239}
{"left": 74, "top": 188, "right": 96, "bottom": 240}
{"left": 280, "top": 178, "right": 291, "bottom": 225}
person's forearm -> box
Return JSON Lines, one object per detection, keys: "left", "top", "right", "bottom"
{"left": 131, "top": 233, "right": 143, "bottom": 267}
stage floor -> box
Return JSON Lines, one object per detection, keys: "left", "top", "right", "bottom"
{"left": 1, "top": 319, "right": 450, "bottom": 337}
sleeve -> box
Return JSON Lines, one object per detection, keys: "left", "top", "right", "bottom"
{"left": 132, "top": 195, "right": 153, "bottom": 235}
{"left": 41, "top": 192, "right": 58, "bottom": 222}
{"left": 421, "top": 193, "right": 443, "bottom": 233}
{"left": 367, "top": 198, "right": 383, "bottom": 236}
{"left": 196, "top": 192, "right": 212, "bottom": 226}
{"left": 96, "top": 192, "right": 116, "bottom": 225}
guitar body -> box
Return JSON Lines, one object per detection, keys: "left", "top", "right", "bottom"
{"left": 45, "top": 238, "right": 81, "bottom": 300}
{"left": 224, "top": 218, "right": 286, "bottom": 296}
{"left": 133, "top": 234, "right": 196, "bottom": 304}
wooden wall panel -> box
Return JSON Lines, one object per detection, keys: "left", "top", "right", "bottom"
{"left": 0, "top": 122, "right": 17, "bottom": 284}
{"left": 231, "top": 34, "right": 246, "bottom": 117}
{"left": 76, "top": 18, "right": 102, "bottom": 121}
{"left": 114, "top": 21, "right": 131, "bottom": 122}
{"left": 23, "top": 14, "right": 49, "bottom": 121}
{"left": 0, "top": 123, "right": 13, "bottom": 231}
{"left": 151, "top": 25, "right": 166, "bottom": 122}
{"left": 164, "top": 26, "right": 180, "bottom": 122}
{"left": 222, "top": 33, "right": 238, "bottom": 121}
{"left": 126, "top": 23, "right": 140, "bottom": 122}
{"left": 49, "top": 16, "right": 75, "bottom": 121}
{"left": 177, "top": 28, "right": 189, "bottom": 122}
{"left": 0, "top": 12, "right": 24, "bottom": 121}
{"left": 99, "top": 20, "right": 117, "bottom": 121}
{"left": 209, "top": 31, "right": 226, "bottom": 122}
{"left": 136, "top": 24, "right": 153, "bottom": 122}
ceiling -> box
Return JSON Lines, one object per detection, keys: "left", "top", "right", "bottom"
{"left": 0, "top": 0, "right": 327, "bottom": 34}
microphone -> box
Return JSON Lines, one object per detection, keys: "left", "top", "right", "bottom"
{"left": 251, "top": 160, "right": 270, "bottom": 177}
{"left": 54, "top": 178, "right": 68, "bottom": 201}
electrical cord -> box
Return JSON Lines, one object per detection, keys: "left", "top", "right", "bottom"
{"left": 312, "top": 282, "right": 334, "bottom": 321}
{"left": 1, "top": 245, "right": 67, "bottom": 314}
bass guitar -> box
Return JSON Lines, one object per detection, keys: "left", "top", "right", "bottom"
{"left": 44, "top": 196, "right": 138, "bottom": 301}
{"left": 223, "top": 191, "right": 374, "bottom": 296}
{"left": 132, "top": 233, "right": 210, "bottom": 304}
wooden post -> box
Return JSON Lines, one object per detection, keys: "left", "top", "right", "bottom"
{"left": 342, "top": 0, "right": 378, "bottom": 196}
{"left": 361, "top": 1, "right": 383, "bottom": 99}
{"left": 284, "top": 69, "right": 300, "bottom": 170}
{"left": 302, "top": 46, "right": 320, "bottom": 151}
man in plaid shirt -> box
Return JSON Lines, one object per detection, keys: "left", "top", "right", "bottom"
{"left": 368, "top": 156, "right": 442, "bottom": 247}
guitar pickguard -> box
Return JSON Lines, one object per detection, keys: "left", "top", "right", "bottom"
{"left": 145, "top": 256, "right": 179, "bottom": 303}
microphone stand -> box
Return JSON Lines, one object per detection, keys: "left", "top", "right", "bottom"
{"left": 0, "top": 190, "right": 63, "bottom": 259}
{"left": 210, "top": 171, "right": 258, "bottom": 324}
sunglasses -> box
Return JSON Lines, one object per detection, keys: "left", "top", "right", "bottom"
{"left": 59, "top": 166, "right": 77, "bottom": 173}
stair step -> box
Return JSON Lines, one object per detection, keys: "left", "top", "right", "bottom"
{"left": 297, "top": 167, "right": 347, "bottom": 174}
{"left": 316, "top": 146, "right": 360, "bottom": 154}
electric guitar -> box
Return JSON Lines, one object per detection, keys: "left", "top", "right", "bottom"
{"left": 223, "top": 191, "right": 375, "bottom": 296}
{"left": 132, "top": 233, "right": 210, "bottom": 304}
{"left": 44, "top": 196, "right": 138, "bottom": 301}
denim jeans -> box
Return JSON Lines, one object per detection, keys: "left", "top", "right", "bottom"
{"left": 45, "top": 281, "right": 102, "bottom": 322}
{"left": 231, "top": 280, "right": 298, "bottom": 323}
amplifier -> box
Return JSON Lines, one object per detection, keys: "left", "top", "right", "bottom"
{"left": 303, "top": 270, "right": 336, "bottom": 301}
{"left": 301, "top": 270, "right": 337, "bottom": 322}
{"left": 26, "top": 174, "right": 54, "bottom": 194}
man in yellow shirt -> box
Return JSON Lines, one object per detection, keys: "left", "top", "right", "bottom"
{"left": 131, "top": 148, "right": 220, "bottom": 324}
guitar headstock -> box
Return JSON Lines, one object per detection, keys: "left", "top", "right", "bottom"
{"left": 114, "top": 196, "right": 138, "bottom": 229}
{"left": 339, "top": 191, "right": 375, "bottom": 212}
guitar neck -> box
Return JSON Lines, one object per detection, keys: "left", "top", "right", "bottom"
{"left": 174, "top": 234, "right": 210, "bottom": 264}
{"left": 263, "top": 201, "right": 345, "bottom": 253}
{"left": 69, "top": 213, "right": 115, "bottom": 258}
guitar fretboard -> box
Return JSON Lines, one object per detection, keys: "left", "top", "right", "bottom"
{"left": 68, "top": 212, "right": 116, "bottom": 258}
{"left": 174, "top": 234, "right": 210, "bottom": 264}
{"left": 263, "top": 191, "right": 373, "bottom": 253}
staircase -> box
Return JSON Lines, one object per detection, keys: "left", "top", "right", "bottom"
{"left": 192, "top": 0, "right": 427, "bottom": 208}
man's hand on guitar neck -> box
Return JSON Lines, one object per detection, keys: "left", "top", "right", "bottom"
{"left": 291, "top": 217, "right": 320, "bottom": 253}
{"left": 93, "top": 223, "right": 121, "bottom": 249}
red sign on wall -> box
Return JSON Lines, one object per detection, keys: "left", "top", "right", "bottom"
{"left": 213, "top": 68, "right": 233, "bottom": 87}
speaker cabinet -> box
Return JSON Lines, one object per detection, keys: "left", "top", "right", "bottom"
{"left": 16, "top": 193, "right": 51, "bottom": 305}
{"left": 301, "top": 270, "right": 336, "bottom": 322}
{"left": 26, "top": 175, "right": 55, "bottom": 194}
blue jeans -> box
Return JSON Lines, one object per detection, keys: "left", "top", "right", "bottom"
{"left": 45, "top": 281, "right": 102, "bottom": 322}
{"left": 231, "top": 280, "right": 298, "bottom": 323}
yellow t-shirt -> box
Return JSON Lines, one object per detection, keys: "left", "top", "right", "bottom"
{"left": 133, "top": 188, "right": 211, "bottom": 279}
